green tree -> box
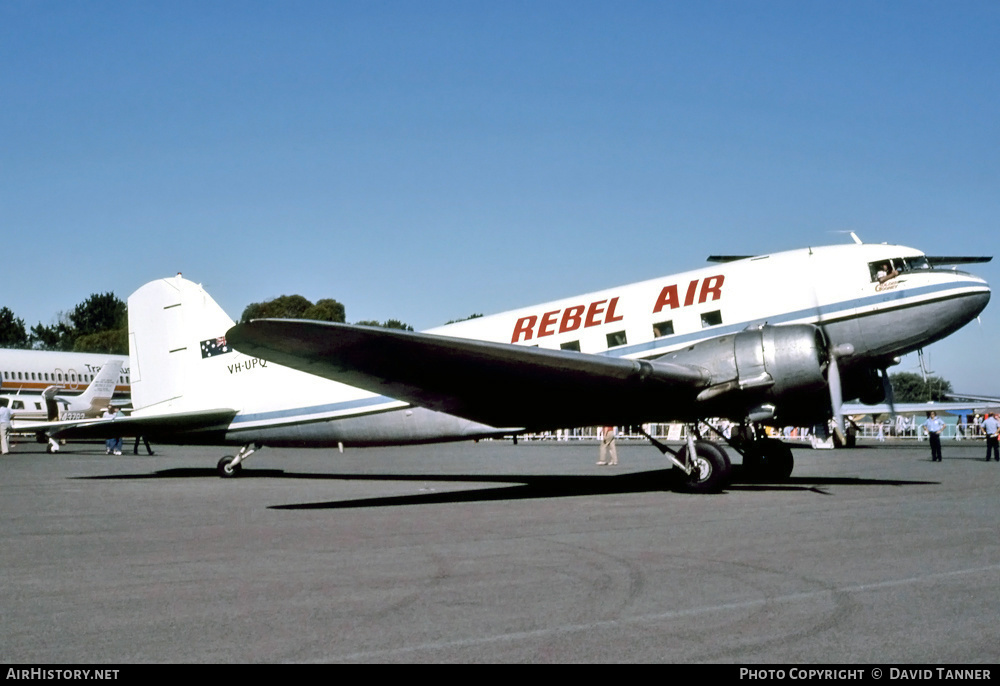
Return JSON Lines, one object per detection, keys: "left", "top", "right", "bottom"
{"left": 30, "top": 315, "right": 75, "bottom": 351}
{"left": 74, "top": 328, "right": 129, "bottom": 355}
{"left": 889, "top": 372, "right": 953, "bottom": 403}
{"left": 29, "top": 293, "right": 127, "bottom": 353}
{"left": 0, "top": 307, "right": 29, "bottom": 348}
{"left": 302, "top": 299, "right": 346, "bottom": 323}
{"left": 444, "top": 313, "right": 484, "bottom": 325}
{"left": 70, "top": 292, "right": 126, "bottom": 337}
{"left": 241, "top": 294, "right": 335, "bottom": 323}
{"left": 355, "top": 319, "right": 414, "bottom": 331}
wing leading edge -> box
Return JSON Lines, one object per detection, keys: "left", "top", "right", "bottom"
{"left": 227, "top": 320, "right": 710, "bottom": 430}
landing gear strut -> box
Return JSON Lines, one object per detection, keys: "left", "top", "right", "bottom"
{"left": 640, "top": 427, "right": 732, "bottom": 493}
{"left": 217, "top": 443, "right": 260, "bottom": 478}
{"left": 641, "top": 419, "right": 797, "bottom": 489}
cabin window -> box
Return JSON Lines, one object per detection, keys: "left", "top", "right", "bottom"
{"left": 606, "top": 331, "right": 628, "bottom": 348}
{"left": 653, "top": 320, "right": 674, "bottom": 338}
{"left": 701, "top": 311, "right": 722, "bottom": 328}
{"left": 560, "top": 341, "right": 581, "bottom": 352}
{"left": 12, "top": 401, "right": 23, "bottom": 410}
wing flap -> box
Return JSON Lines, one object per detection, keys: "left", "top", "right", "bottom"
{"left": 227, "top": 319, "right": 709, "bottom": 429}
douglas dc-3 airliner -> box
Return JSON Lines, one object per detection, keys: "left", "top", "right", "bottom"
{"left": 30, "top": 238, "right": 990, "bottom": 492}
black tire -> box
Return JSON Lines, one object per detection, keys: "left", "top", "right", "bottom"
{"left": 675, "top": 440, "right": 732, "bottom": 493}
{"left": 217, "top": 455, "right": 242, "bottom": 478}
{"left": 742, "top": 438, "right": 793, "bottom": 481}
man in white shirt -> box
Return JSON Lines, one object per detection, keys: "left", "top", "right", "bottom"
{"left": 923, "top": 412, "right": 945, "bottom": 462}
{"left": 0, "top": 399, "right": 12, "bottom": 455}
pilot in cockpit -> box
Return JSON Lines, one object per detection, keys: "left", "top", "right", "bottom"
{"left": 875, "top": 262, "right": 899, "bottom": 283}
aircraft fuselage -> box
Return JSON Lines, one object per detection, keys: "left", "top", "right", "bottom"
{"left": 114, "top": 242, "right": 990, "bottom": 448}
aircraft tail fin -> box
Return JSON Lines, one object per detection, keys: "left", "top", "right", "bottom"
{"left": 74, "top": 359, "right": 123, "bottom": 416}
{"left": 128, "top": 275, "right": 237, "bottom": 413}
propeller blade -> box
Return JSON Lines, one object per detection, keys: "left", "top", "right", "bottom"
{"left": 881, "top": 368, "right": 896, "bottom": 419}
{"left": 828, "top": 351, "right": 846, "bottom": 444}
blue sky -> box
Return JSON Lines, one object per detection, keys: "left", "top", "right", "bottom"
{"left": 2, "top": 1, "right": 998, "bottom": 392}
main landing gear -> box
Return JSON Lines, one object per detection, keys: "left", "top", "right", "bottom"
{"left": 739, "top": 437, "right": 794, "bottom": 481}
{"left": 640, "top": 421, "right": 796, "bottom": 492}
{"left": 217, "top": 443, "right": 261, "bottom": 478}
{"left": 640, "top": 427, "right": 732, "bottom": 493}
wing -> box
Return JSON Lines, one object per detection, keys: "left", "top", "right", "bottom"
{"left": 925, "top": 256, "right": 992, "bottom": 266}
{"left": 16, "top": 409, "right": 238, "bottom": 441}
{"left": 227, "top": 320, "right": 710, "bottom": 430}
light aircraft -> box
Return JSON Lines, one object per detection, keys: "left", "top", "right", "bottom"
{"left": 6, "top": 359, "right": 124, "bottom": 421}
{"left": 31, "top": 238, "right": 991, "bottom": 492}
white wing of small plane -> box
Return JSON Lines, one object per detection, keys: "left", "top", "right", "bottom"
{"left": 14, "top": 408, "right": 238, "bottom": 440}
{"left": 226, "top": 319, "right": 711, "bottom": 431}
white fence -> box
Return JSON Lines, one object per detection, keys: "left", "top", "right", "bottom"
{"left": 517, "top": 421, "right": 985, "bottom": 443}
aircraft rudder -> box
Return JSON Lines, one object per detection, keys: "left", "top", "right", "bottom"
{"left": 128, "top": 275, "right": 237, "bottom": 411}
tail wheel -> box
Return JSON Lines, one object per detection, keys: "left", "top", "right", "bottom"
{"left": 675, "top": 440, "right": 732, "bottom": 493}
{"left": 217, "top": 455, "right": 242, "bottom": 478}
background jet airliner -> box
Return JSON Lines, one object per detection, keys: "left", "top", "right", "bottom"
{"left": 0, "top": 348, "right": 130, "bottom": 398}
{"left": 34, "top": 239, "right": 990, "bottom": 492}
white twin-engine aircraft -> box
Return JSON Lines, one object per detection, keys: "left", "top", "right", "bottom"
{"left": 35, "top": 240, "right": 990, "bottom": 492}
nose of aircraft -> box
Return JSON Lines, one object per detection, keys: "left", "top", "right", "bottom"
{"left": 950, "top": 275, "right": 990, "bottom": 331}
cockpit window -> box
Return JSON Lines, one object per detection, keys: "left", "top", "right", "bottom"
{"left": 868, "top": 256, "right": 931, "bottom": 283}
{"left": 901, "top": 256, "right": 930, "bottom": 271}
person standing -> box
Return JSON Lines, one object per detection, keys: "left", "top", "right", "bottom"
{"left": 983, "top": 413, "right": 1000, "bottom": 462}
{"left": 133, "top": 436, "right": 155, "bottom": 456}
{"left": 103, "top": 405, "right": 124, "bottom": 456}
{"left": 597, "top": 426, "right": 618, "bottom": 466}
{"left": 0, "top": 399, "right": 12, "bottom": 455}
{"left": 923, "top": 411, "right": 945, "bottom": 462}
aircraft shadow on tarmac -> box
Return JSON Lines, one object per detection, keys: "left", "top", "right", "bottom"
{"left": 76, "top": 466, "right": 938, "bottom": 509}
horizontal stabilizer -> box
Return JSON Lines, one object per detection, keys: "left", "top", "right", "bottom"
{"left": 227, "top": 319, "right": 710, "bottom": 430}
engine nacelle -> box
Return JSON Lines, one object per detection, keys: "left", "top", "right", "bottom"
{"left": 655, "top": 324, "right": 832, "bottom": 424}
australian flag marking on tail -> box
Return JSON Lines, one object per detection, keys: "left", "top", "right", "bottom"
{"left": 201, "top": 336, "right": 232, "bottom": 358}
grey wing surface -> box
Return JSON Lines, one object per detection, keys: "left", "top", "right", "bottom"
{"left": 227, "top": 319, "right": 710, "bottom": 430}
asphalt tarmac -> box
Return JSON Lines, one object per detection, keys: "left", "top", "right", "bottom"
{"left": 1, "top": 438, "right": 997, "bottom": 664}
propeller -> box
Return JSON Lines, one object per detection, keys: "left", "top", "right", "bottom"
{"left": 813, "top": 305, "right": 854, "bottom": 445}
{"left": 880, "top": 367, "right": 897, "bottom": 417}
{"left": 827, "top": 346, "right": 845, "bottom": 443}
{"left": 808, "top": 257, "right": 855, "bottom": 445}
